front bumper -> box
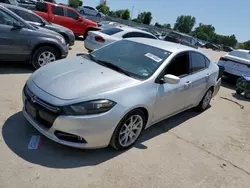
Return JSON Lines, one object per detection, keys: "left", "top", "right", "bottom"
{"left": 22, "top": 89, "right": 121, "bottom": 149}
{"left": 60, "top": 44, "right": 69, "bottom": 59}
{"left": 68, "top": 33, "right": 75, "bottom": 46}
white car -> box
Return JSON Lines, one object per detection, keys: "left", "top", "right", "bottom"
{"left": 84, "top": 27, "right": 158, "bottom": 51}
{"left": 218, "top": 49, "right": 250, "bottom": 77}
{"left": 23, "top": 38, "right": 221, "bottom": 150}
{"left": 76, "top": 6, "right": 102, "bottom": 17}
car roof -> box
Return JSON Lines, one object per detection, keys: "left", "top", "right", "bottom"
{"left": 0, "top": 3, "right": 32, "bottom": 12}
{"left": 126, "top": 38, "right": 197, "bottom": 53}
{"left": 233, "top": 49, "right": 250, "bottom": 53}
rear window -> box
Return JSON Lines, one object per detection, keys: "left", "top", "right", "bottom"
{"left": 229, "top": 51, "right": 250, "bottom": 61}
{"left": 100, "top": 28, "right": 123, "bottom": 35}
{"left": 35, "top": 2, "right": 47, "bottom": 13}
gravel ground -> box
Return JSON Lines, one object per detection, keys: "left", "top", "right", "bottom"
{"left": 0, "top": 41, "right": 250, "bottom": 188}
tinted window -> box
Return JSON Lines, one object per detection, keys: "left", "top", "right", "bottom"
{"left": 165, "top": 53, "right": 190, "bottom": 77}
{"left": 229, "top": 51, "right": 250, "bottom": 60}
{"left": 100, "top": 28, "right": 123, "bottom": 35}
{"left": 91, "top": 40, "right": 171, "bottom": 79}
{"left": 35, "top": 2, "right": 47, "bottom": 13}
{"left": 66, "top": 9, "right": 78, "bottom": 19}
{"left": 205, "top": 57, "right": 210, "bottom": 68}
{"left": 0, "top": 9, "right": 17, "bottom": 26}
{"left": 123, "top": 32, "right": 157, "bottom": 39}
{"left": 11, "top": 9, "right": 42, "bottom": 23}
{"left": 52, "top": 6, "right": 64, "bottom": 16}
{"left": 191, "top": 52, "right": 206, "bottom": 72}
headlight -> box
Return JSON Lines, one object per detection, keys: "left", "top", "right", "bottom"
{"left": 62, "top": 99, "right": 116, "bottom": 115}
{"left": 56, "top": 36, "right": 66, "bottom": 44}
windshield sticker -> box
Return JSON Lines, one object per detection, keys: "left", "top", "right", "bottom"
{"left": 145, "top": 53, "right": 162, "bottom": 63}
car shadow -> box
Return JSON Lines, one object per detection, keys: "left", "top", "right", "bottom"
{"left": 231, "top": 93, "right": 250, "bottom": 102}
{"left": 221, "top": 77, "right": 236, "bottom": 90}
{"left": 0, "top": 62, "right": 33, "bottom": 74}
{"left": 2, "top": 110, "right": 200, "bottom": 169}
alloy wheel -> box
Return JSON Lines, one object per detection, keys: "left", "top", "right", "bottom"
{"left": 38, "top": 51, "right": 56, "bottom": 67}
{"left": 118, "top": 115, "right": 143, "bottom": 147}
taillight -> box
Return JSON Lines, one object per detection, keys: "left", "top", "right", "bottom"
{"left": 95, "top": 36, "right": 105, "bottom": 43}
{"left": 219, "top": 57, "right": 228, "bottom": 62}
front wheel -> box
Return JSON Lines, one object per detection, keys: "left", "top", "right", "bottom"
{"left": 32, "top": 46, "right": 59, "bottom": 69}
{"left": 196, "top": 89, "right": 213, "bottom": 112}
{"left": 110, "top": 109, "right": 146, "bottom": 150}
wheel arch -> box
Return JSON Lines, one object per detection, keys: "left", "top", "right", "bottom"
{"left": 30, "top": 43, "right": 62, "bottom": 63}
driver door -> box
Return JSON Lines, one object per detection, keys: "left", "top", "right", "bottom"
{"left": 0, "top": 8, "right": 30, "bottom": 61}
{"left": 152, "top": 52, "right": 193, "bottom": 122}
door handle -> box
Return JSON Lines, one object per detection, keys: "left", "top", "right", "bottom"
{"left": 185, "top": 81, "right": 191, "bottom": 87}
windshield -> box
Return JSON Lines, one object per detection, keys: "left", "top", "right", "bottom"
{"left": 229, "top": 51, "right": 250, "bottom": 60}
{"left": 100, "top": 28, "right": 123, "bottom": 35}
{"left": 90, "top": 40, "right": 171, "bottom": 79}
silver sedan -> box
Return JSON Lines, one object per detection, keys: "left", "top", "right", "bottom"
{"left": 22, "top": 38, "right": 221, "bottom": 150}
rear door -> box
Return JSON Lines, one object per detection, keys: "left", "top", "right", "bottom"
{"left": 188, "top": 52, "right": 209, "bottom": 106}
{"left": 0, "top": 8, "right": 30, "bottom": 61}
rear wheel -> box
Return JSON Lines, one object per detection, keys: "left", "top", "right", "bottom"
{"left": 244, "top": 92, "right": 250, "bottom": 99}
{"left": 196, "top": 89, "right": 213, "bottom": 112}
{"left": 236, "top": 88, "right": 243, "bottom": 94}
{"left": 110, "top": 109, "right": 146, "bottom": 150}
{"left": 32, "top": 46, "right": 59, "bottom": 69}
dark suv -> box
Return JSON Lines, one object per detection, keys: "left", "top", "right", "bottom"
{"left": 2, "top": 3, "right": 75, "bottom": 46}
{"left": 0, "top": 4, "right": 68, "bottom": 69}
{"left": 164, "top": 31, "right": 198, "bottom": 49}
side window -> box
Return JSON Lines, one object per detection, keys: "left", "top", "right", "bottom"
{"left": 190, "top": 52, "right": 206, "bottom": 72}
{"left": 165, "top": 53, "right": 190, "bottom": 77}
{"left": 52, "top": 6, "right": 64, "bottom": 16}
{"left": 205, "top": 57, "right": 211, "bottom": 68}
{"left": 11, "top": 9, "right": 42, "bottom": 23}
{"left": 0, "top": 9, "right": 17, "bottom": 26}
{"left": 123, "top": 32, "right": 144, "bottom": 38}
{"left": 35, "top": 2, "right": 47, "bottom": 13}
{"left": 66, "top": 9, "right": 78, "bottom": 19}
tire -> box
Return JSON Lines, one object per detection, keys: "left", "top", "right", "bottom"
{"left": 110, "top": 109, "right": 146, "bottom": 150}
{"left": 236, "top": 88, "right": 243, "bottom": 95}
{"left": 244, "top": 92, "right": 250, "bottom": 99}
{"left": 32, "top": 46, "right": 59, "bottom": 69}
{"left": 196, "top": 89, "right": 213, "bottom": 112}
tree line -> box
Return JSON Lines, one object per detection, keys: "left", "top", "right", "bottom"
{"left": 68, "top": 1, "right": 250, "bottom": 49}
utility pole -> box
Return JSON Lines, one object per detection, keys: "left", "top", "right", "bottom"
{"left": 131, "top": 5, "right": 134, "bottom": 19}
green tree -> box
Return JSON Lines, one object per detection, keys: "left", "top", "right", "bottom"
{"left": 137, "top": 11, "right": 152, "bottom": 25}
{"left": 173, "top": 15, "right": 196, "bottom": 34}
{"left": 121, "top": 9, "right": 130, "bottom": 20}
{"left": 79, "top": 0, "right": 82, "bottom": 6}
{"left": 68, "top": 0, "right": 79, "bottom": 8}
{"left": 237, "top": 41, "right": 250, "bottom": 50}
{"left": 132, "top": 18, "right": 141, "bottom": 23}
{"left": 96, "top": 4, "right": 110, "bottom": 15}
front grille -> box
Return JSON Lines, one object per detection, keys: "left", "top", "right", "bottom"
{"left": 24, "top": 86, "right": 61, "bottom": 129}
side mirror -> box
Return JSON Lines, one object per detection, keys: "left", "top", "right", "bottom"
{"left": 77, "top": 16, "right": 82, "bottom": 22}
{"left": 163, "top": 74, "right": 180, "bottom": 84}
{"left": 12, "top": 21, "right": 23, "bottom": 29}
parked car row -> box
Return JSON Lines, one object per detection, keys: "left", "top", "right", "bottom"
{"left": 0, "top": 4, "right": 68, "bottom": 69}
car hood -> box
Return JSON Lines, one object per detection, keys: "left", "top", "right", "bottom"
{"left": 31, "top": 56, "right": 139, "bottom": 100}
{"left": 35, "top": 26, "right": 62, "bottom": 37}
{"left": 45, "top": 23, "right": 73, "bottom": 34}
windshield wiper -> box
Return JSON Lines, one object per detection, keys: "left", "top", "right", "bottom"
{"left": 88, "top": 54, "right": 132, "bottom": 77}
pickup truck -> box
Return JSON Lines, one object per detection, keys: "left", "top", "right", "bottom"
{"left": 33, "top": 2, "right": 99, "bottom": 38}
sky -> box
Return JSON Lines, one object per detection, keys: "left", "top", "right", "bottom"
{"left": 58, "top": 0, "right": 250, "bottom": 42}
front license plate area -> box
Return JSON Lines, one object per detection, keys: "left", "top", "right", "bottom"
{"left": 25, "top": 100, "right": 37, "bottom": 119}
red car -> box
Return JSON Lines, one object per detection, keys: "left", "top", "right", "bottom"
{"left": 33, "top": 2, "right": 99, "bottom": 38}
